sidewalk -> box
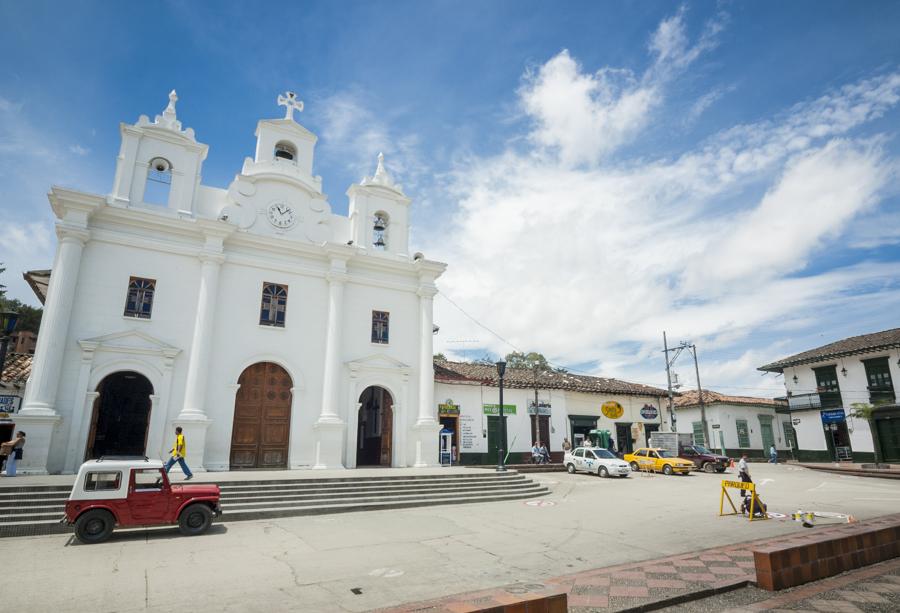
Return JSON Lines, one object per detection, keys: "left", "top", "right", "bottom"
{"left": 0, "top": 465, "right": 498, "bottom": 488}
{"left": 660, "top": 556, "right": 900, "bottom": 612}
{"left": 796, "top": 462, "right": 900, "bottom": 480}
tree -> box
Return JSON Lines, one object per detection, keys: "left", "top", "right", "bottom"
{"left": 433, "top": 352, "right": 447, "bottom": 361}
{"left": 0, "top": 263, "right": 5, "bottom": 302}
{"left": 504, "top": 351, "right": 550, "bottom": 371}
{"left": 0, "top": 298, "right": 43, "bottom": 333}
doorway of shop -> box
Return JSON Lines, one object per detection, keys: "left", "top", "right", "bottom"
{"left": 87, "top": 371, "right": 153, "bottom": 459}
{"left": 644, "top": 423, "right": 660, "bottom": 447}
{"left": 357, "top": 386, "right": 393, "bottom": 467}
{"left": 615, "top": 422, "right": 634, "bottom": 455}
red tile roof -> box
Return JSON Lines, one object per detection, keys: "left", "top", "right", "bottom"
{"left": 1, "top": 353, "right": 32, "bottom": 387}
{"left": 759, "top": 328, "right": 900, "bottom": 372}
{"left": 675, "top": 389, "right": 786, "bottom": 408}
{"left": 434, "top": 359, "right": 669, "bottom": 396}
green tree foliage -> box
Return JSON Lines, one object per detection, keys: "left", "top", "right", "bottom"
{"left": 0, "top": 298, "right": 43, "bottom": 333}
{"left": 504, "top": 351, "right": 550, "bottom": 370}
{"left": 433, "top": 352, "right": 447, "bottom": 360}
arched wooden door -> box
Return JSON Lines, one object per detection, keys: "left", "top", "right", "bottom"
{"left": 230, "top": 362, "right": 292, "bottom": 469}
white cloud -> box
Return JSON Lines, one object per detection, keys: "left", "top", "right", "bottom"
{"left": 68, "top": 144, "right": 89, "bottom": 156}
{"left": 521, "top": 8, "right": 725, "bottom": 167}
{"left": 422, "top": 15, "right": 900, "bottom": 394}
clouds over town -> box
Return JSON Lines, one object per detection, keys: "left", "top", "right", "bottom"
{"left": 426, "top": 11, "right": 900, "bottom": 393}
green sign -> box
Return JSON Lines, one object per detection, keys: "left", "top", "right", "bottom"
{"left": 483, "top": 404, "right": 517, "bottom": 415}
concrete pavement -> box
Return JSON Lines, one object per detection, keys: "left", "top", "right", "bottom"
{"left": 7, "top": 463, "right": 900, "bottom": 612}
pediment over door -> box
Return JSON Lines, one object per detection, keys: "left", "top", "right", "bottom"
{"left": 346, "top": 353, "right": 411, "bottom": 375}
{"left": 79, "top": 329, "right": 182, "bottom": 361}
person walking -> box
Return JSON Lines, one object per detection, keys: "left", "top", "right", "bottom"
{"left": 738, "top": 453, "right": 751, "bottom": 497}
{"left": 164, "top": 426, "right": 193, "bottom": 480}
{"left": 562, "top": 438, "right": 571, "bottom": 452}
{"left": 0, "top": 431, "right": 25, "bottom": 477}
{"left": 769, "top": 445, "right": 778, "bottom": 464}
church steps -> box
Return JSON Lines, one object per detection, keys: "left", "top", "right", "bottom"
{"left": 0, "top": 472, "right": 549, "bottom": 538}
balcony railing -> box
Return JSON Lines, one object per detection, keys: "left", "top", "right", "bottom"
{"left": 787, "top": 391, "right": 843, "bottom": 411}
{"left": 788, "top": 393, "right": 822, "bottom": 410}
{"left": 868, "top": 385, "right": 896, "bottom": 406}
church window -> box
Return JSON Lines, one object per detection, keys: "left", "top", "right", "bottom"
{"left": 144, "top": 157, "right": 172, "bottom": 205}
{"left": 371, "top": 310, "right": 390, "bottom": 344}
{"left": 124, "top": 277, "right": 156, "bottom": 319}
{"left": 259, "top": 283, "right": 288, "bottom": 327}
{"left": 373, "top": 212, "right": 388, "bottom": 250}
{"left": 274, "top": 141, "right": 297, "bottom": 162}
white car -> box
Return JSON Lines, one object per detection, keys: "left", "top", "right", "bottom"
{"left": 564, "top": 447, "right": 631, "bottom": 478}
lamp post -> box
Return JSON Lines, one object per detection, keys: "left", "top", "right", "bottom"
{"left": 0, "top": 310, "right": 19, "bottom": 382}
{"left": 495, "top": 360, "right": 507, "bottom": 472}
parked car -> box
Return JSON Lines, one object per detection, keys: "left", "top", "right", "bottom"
{"left": 564, "top": 447, "right": 631, "bottom": 478}
{"left": 62, "top": 457, "right": 221, "bottom": 544}
{"left": 679, "top": 444, "right": 730, "bottom": 473}
{"left": 623, "top": 447, "right": 694, "bottom": 475}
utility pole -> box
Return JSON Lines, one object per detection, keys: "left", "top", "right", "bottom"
{"left": 663, "top": 332, "right": 676, "bottom": 432}
{"left": 687, "top": 343, "right": 710, "bottom": 449}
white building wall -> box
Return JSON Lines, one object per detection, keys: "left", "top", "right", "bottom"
{"left": 675, "top": 404, "right": 790, "bottom": 454}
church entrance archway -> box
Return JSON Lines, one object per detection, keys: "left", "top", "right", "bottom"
{"left": 86, "top": 371, "right": 153, "bottom": 459}
{"left": 356, "top": 386, "right": 393, "bottom": 467}
{"left": 230, "top": 362, "right": 292, "bottom": 469}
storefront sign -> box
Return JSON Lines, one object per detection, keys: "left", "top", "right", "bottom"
{"left": 0, "top": 395, "right": 21, "bottom": 413}
{"left": 820, "top": 409, "right": 846, "bottom": 424}
{"left": 711, "top": 423, "right": 721, "bottom": 429}
{"left": 459, "top": 414, "right": 476, "bottom": 450}
{"left": 792, "top": 418, "right": 801, "bottom": 426}
{"left": 438, "top": 399, "right": 460, "bottom": 416}
{"left": 527, "top": 401, "right": 551, "bottom": 416}
{"left": 483, "top": 404, "right": 517, "bottom": 415}
{"left": 639, "top": 404, "right": 658, "bottom": 420}
{"left": 601, "top": 401, "right": 624, "bottom": 419}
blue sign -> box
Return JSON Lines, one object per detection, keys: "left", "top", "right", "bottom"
{"left": 640, "top": 404, "right": 658, "bottom": 419}
{"left": 820, "top": 409, "right": 846, "bottom": 424}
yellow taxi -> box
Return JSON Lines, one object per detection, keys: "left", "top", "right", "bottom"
{"left": 623, "top": 447, "right": 694, "bottom": 475}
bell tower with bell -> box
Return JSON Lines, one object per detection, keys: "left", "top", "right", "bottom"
{"left": 110, "top": 90, "right": 208, "bottom": 212}
{"left": 242, "top": 91, "right": 323, "bottom": 195}
{"left": 348, "top": 152, "right": 410, "bottom": 257}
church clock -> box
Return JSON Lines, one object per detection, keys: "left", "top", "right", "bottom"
{"left": 266, "top": 201, "right": 297, "bottom": 229}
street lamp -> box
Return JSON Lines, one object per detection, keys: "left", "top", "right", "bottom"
{"left": 0, "top": 310, "right": 19, "bottom": 382}
{"left": 495, "top": 360, "right": 507, "bottom": 472}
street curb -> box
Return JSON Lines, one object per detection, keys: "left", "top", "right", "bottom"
{"left": 797, "top": 464, "right": 900, "bottom": 480}
{"left": 616, "top": 579, "right": 752, "bottom": 613}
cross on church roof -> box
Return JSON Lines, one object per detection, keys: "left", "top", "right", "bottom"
{"left": 277, "top": 91, "right": 304, "bottom": 121}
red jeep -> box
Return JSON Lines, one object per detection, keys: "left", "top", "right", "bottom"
{"left": 63, "top": 458, "right": 221, "bottom": 544}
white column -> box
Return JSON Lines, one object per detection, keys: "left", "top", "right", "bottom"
{"left": 21, "top": 227, "right": 89, "bottom": 416}
{"left": 173, "top": 249, "right": 223, "bottom": 473}
{"left": 313, "top": 260, "right": 349, "bottom": 469}
{"left": 416, "top": 285, "right": 438, "bottom": 425}
{"left": 412, "top": 282, "right": 440, "bottom": 467}
{"left": 319, "top": 268, "right": 347, "bottom": 424}
{"left": 180, "top": 252, "right": 223, "bottom": 419}
{"left": 63, "top": 341, "right": 98, "bottom": 473}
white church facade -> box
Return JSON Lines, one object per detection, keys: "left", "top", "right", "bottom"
{"left": 16, "top": 91, "right": 446, "bottom": 474}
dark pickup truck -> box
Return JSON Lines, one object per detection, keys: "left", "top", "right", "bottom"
{"left": 679, "top": 445, "right": 730, "bottom": 473}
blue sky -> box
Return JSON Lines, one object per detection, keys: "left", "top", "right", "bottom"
{"left": 1, "top": 1, "right": 899, "bottom": 396}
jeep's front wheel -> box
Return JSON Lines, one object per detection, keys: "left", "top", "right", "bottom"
{"left": 74, "top": 509, "right": 115, "bottom": 544}
{"left": 703, "top": 462, "right": 716, "bottom": 473}
{"left": 179, "top": 503, "right": 213, "bottom": 536}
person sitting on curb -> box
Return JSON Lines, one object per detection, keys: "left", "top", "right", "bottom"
{"left": 0, "top": 431, "right": 25, "bottom": 477}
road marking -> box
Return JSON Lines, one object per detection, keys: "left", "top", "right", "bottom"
{"left": 758, "top": 478, "right": 774, "bottom": 486}
{"left": 525, "top": 500, "right": 556, "bottom": 507}
{"left": 369, "top": 567, "right": 404, "bottom": 578}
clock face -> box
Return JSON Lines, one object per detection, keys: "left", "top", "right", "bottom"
{"left": 266, "top": 202, "right": 297, "bottom": 228}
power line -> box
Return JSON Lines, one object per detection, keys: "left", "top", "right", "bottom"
{"left": 435, "top": 289, "right": 888, "bottom": 396}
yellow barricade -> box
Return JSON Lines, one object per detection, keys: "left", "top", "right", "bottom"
{"left": 720, "top": 479, "right": 768, "bottom": 522}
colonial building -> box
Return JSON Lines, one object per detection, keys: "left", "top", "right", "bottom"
{"left": 759, "top": 328, "right": 900, "bottom": 463}
{"left": 674, "top": 389, "right": 790, "bottom": 459}
{"left": 16, "top": 91, "right": 446, "bottom": 474}
{"left": 433, "top": 359, "right": 669, "bottom": 464}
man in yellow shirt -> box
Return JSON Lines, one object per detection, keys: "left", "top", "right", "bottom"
{"left": 164, "top": 426, "right": 193, "bottom": 480}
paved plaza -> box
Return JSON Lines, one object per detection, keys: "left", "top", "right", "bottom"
{"left": 6, "top": 464, "right": 900, "bottom": 612}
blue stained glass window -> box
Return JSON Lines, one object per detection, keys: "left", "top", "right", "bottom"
{"left": 124, "top": 277, "right": 156, "bottom": 319}
{"left": 260, "top": 283, "right": 288, "bottom": 327}
{"left": 371, "top": 310, "right": 389, "bottom": 344}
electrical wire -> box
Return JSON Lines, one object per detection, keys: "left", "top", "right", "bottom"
{"left": 436, "top": 289, "right": 894, "bottom": 396}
